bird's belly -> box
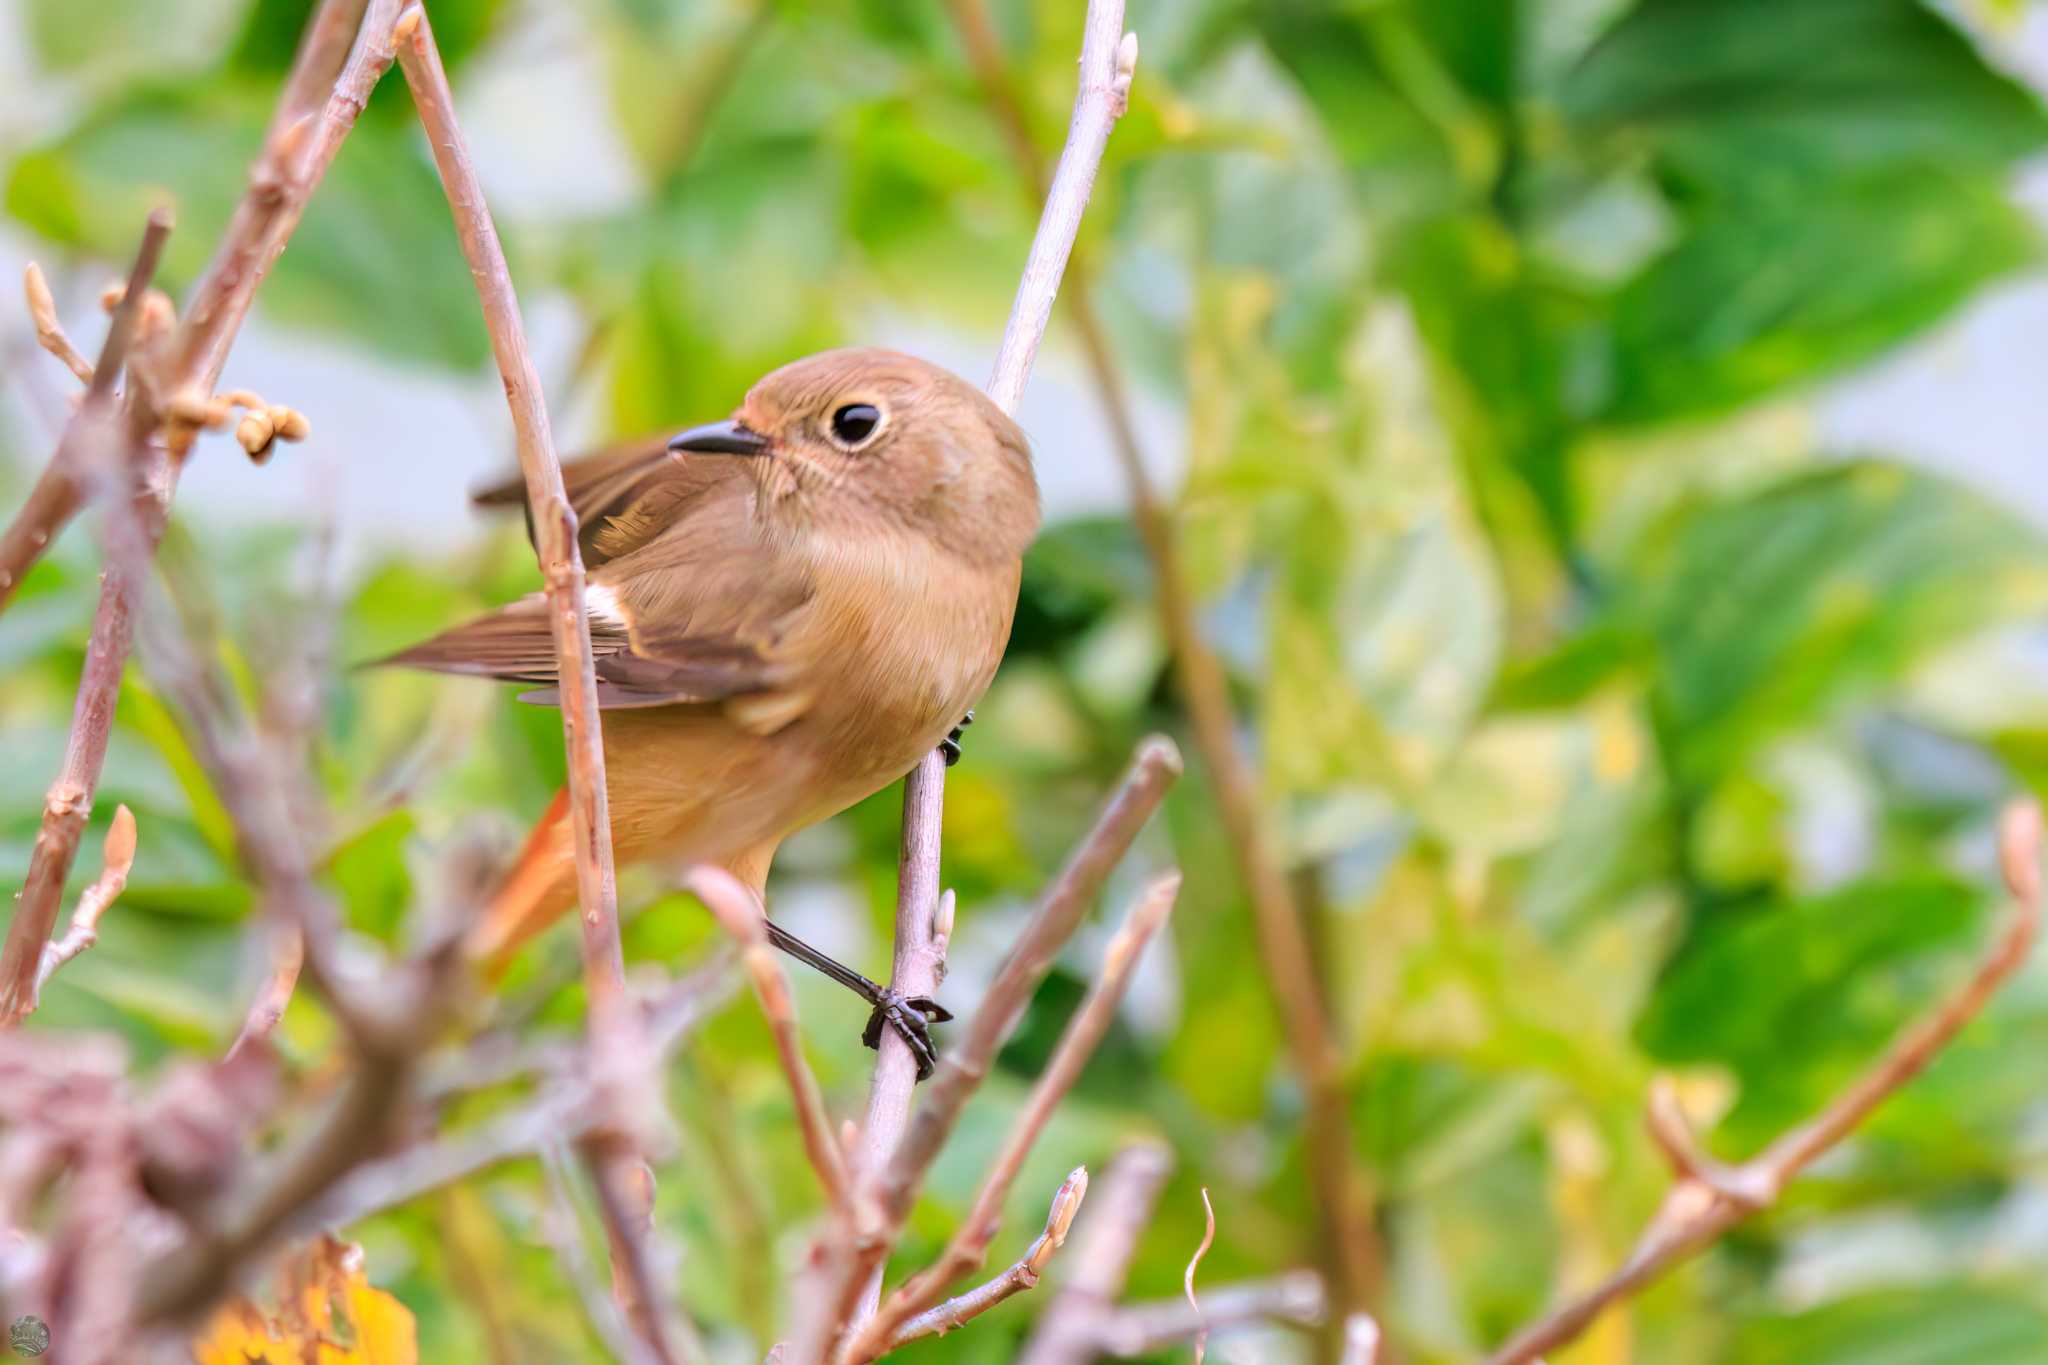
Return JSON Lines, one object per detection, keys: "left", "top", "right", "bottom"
{"left": 596, "top": 642, "right": 991, "bottom": 864}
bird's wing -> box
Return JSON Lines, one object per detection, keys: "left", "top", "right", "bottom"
{"left": 381, "top": 476, "right": 821, "bottom": 727}
{"left": 472, "top": 435, "right": 746, "bottom": 571}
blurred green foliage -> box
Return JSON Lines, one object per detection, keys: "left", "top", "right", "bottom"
{"left": 7, "top": 0, "right": 2048, "bottom": 1361}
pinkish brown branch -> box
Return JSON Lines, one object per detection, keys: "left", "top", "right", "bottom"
{"left": 1486, "top": 799, "right": 2044, "bottom": 1365}
{"left": 1015, "top": 1142, "right": 1173, "bottom": 1365}
{"left": 394, "top": 7, "right": 680, "bottom": 1356}
{"left": 880, "top": 1168, "right": 1088, "bottom": 1352}
{"left": 0, "top": 0, "right": 402, "bottom": 1028}
{"left": 689, "top": 866, "right": 850, "bottom": 1211}
{"left": 839, "top": 0, "right": 1140, "bottom": 1343}
{"left": 792, "top": 739, "right": 1180, "bottom": 1360}
{"left": 942, "top": 0, "right": 1388, "bottom": 1319}
{"left": 27, "top": 805, "right": 136, "bottom": 1009}
{"left": 848, "top": 871, "right": 1181, "bottom": 1359}
{"left": 23, "top": 263, "right": 95, "bottom": 384}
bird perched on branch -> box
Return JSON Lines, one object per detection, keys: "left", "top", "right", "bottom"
{"left": 381, "top": 348, "right": 1039, "bottom": 1074}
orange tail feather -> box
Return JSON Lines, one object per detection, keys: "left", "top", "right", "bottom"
{"left": 468, "top": 788, "right": 577, "bottom": 977}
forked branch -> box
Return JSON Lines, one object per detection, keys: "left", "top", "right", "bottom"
{"left": 1486, "top": 799, "right": 2044, "bottom": 1365}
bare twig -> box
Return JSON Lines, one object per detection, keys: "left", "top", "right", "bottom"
{"left": 23, "top": 262, "right": 95, "bottom": 383}
{"left": 543, "top": 1147, "right": 662, "bottom": 1365}
{"left": 944, "top": 0, "right": 1388, "bottom": 1318}
{"left": 0, "top": 0, "right": 400, "bottom": 1026}
{"left": 983, "top": 15, "right": 1135, "bottom": 414}
{"left": 135, "top": 920, "right": 464, "bottom": 1327}
{"left": 880, "top": 1169, "right": 1088, "bottom": 1351}
{"left": 797, "top": 740, "right": 1180, "bottom": 1359}
{"left": 226, "top": 927, "right": 306, "bottom": 1061}
{"left": 316, "top": 959, "right": 735, "bottom": 1232}
{"left": 854, "top": 750, "right": 949, "bottom": 1229}
{"left": 838, "top": 0, "right": 1140, "bottom": 1343}
{"left": 1016, "top": 1142, "right": 1173, "bottom": 1365}
{"left": 0, "top": 216, "right": 171, "bottom": 617}
{"left": 1337, "top": 1313, "right": 1383, "bottom": 1365}
{"left": 395, "top": 9, "right": 672, "bottom": 1353}
{"left": 850, "top": 870, "right": 1180, "bottom": 1358}
{"left": 1093, "top": 1273, "right": 1328, "bottom": 1357}
{"left": 1485, "top": 799, "right": 2045, "bottom": 1365}
{"left": 28, "top": 805, "right": 135, "bottom": 1008}
{"left": 391, "top": 2, "right": 622, "bottom": 1021}
{"left": 689, "top": 867, "right": 850, "bottom": 1211}
{"left": 1185, "top": 1187, "right": 1216, "bottom": 1365}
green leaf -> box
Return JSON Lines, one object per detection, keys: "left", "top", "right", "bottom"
{"left": 1727, "top": 1282, "right": 2048, "bottom": 1365}
{"left": 25, "top": 0, "right": 246, "bottom": 82}
{"left": 1565, "top": 0, "right": 2048, "bottom": 202}
{"left": 1603, "top": 167, "right": 2038, "bottom": 425}
{"left": 1639, "top": 874, "right": 1988, "bottom": 1142}
{"left": 5, "top": 87, "right": 490, "bottom": 369}
{"left": 1635, "top": 462, "right": 2048, "bottom": 788}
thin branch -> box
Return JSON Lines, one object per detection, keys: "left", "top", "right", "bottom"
{"left": 543, "top": 1146, "right": 663, "bottom": 1365}
{"left": 0, "top": 217, "right": 172, "bottom": 616}
{"left": 944, "top": 0, "right": 1388, "bottom": 1318}
{"left": 1337, "top": 1313, "right": 1383, "bottom": 1365}
{"left": 1485, "top": 798, "right": 2045, "bottom": 1365}
{"left": 23, "top": 262, "right": 95, "bottom": 383}
{"left": 314, "top": 959, "right": 735, "bottom": 1231}
{"left": 689, "top": 866, "right": 851, "bottom": 1212}
{"left": 838, "top": 0, "right": 1141, "bottom": 1344}
{"left": 580, "top": 1138, "right": 699, "bottom": 1365}
{"left": 28, "top": 805, "right": 135, "bottom": 1008}
{"left": 226, "top": 926, "right": 305, "bottom": 1061}
{"left": 395, "top": 9, "right": 667, "bottom": 1354}
{"left": 0, "top": 0, "right": 401, "bottom": 1026}
{"left": 391, "top": 3, "right": 622, "bottom": 1016}
{"left": 135, "top": 937, "right": 464, "bottom": 1327}
{"left": 1015, "top": 1142, "right": 1173, "bottom": 1365}
{"left": 849, "top": 870, "right": 1181, "bottom": 1359}
{"left": 853, "top": 752, "right": 949, "bottom": 1287}
{"left": 982, "top": 11, "right": 1136, "bottom": 414}
{"left": 880, "top": 1169, "right": 1088, "bottom": 1351}
{"left": 1184, "top": 1187, "right": 1215, "bottom": 1365}
{"left": 796, "top": 740, "right": 1180, "bottom": 1360}
{"left": 1092, "top": 1273, "right": 1328, "bottom": 1357}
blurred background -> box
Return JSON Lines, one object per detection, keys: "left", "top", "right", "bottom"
{"left": 8, "top": 0, "right": 2048, "bottom": 1361}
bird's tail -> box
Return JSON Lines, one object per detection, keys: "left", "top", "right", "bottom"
{"left": 468, "top": 787, "right": 578, "bottom": 977}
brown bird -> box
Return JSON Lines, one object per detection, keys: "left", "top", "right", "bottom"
{"left": 383, "top": 348, "right": 1039, "bottom": 1072}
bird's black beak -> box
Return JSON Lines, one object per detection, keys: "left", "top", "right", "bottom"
{"left": 668, "top": 420, "right": 771, "bottom": 457}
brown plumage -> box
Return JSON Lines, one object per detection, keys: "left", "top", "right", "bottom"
{"left": 384, "top": 348, "right": 1039, "bottom": 966}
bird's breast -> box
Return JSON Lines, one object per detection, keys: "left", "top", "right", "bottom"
{"left": 790, "top": 537, "right": 1019, "bottom": 792}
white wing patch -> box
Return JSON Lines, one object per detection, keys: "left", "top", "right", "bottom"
{"left": 584, "top": 583, "right": 629, "bottom": 627}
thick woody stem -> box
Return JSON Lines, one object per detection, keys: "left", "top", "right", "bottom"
{"left": 0, "top": 0, "right": 400, "bottom": 1027}
{"left": 1485, "top": 799, "right": 2044, "bottom": 1365}
{"left": 944, "top": 0, "right": 1387, "bottom": 1319}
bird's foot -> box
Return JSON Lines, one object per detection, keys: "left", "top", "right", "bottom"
{"left": 939, "top": 709, "right": 975, "bottom": 767}
{"left": 861, "top": 990, "right": 955, "bottom": 1081}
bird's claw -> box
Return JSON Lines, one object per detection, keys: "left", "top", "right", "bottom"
{"left": 938, "top": 709, "right": 975, "bottom": 767}
{"left": 861, "top": 990, "right": 955, "bottom": 1081}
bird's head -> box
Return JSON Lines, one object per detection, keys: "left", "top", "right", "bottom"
{"left": 668, "top": 348, "right": 1040, "bottom": 563}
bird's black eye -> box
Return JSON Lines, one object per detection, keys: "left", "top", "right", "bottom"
{"left": 830, "top": 403, "right": 881, "bottom": 447}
